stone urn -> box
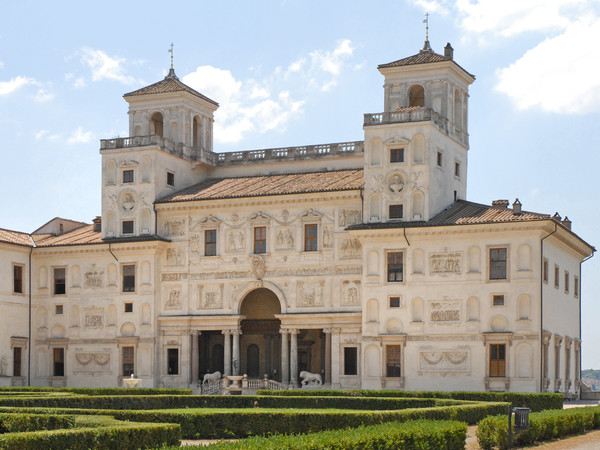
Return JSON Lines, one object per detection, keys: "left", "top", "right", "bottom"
{"left": 123, "top": 374, "right": 142, "bottom": 388}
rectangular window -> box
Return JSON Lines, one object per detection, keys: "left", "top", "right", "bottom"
{"left": 13, "top": 347, "right": 22, "bottom": 377}
{"left": 54, "top": 268, "right": 66, "bottom": 295}
{"left": 304, "top": 224, "right": 318, "bottom": 252}
{"left": 167, "top": 171, "right": 175, "bottom": 187}
{"left": 489, "top": 248, "right": 507, "bottom": 280}
{"left": 554, "top": 265, "right": 560, "bottom": 289}
{"left": 389, "top": 204, "right": 403, "bottom": 220}
{"left": 124, "top": 302, "right": 133, "bottom": 313}
{"left": 387, "top": 252, "right": 404, "bottom": 282}
{"left": 386, "top": 345, "right": 402, "bottom": 377}
{"left": 167, "top": 348, "right": 179, "bottom": 375}
{"left": 13, "top": 265, "right": 23, "bottom": 294}
{"left": 122, "top": 265, "right": 135, "bottom": 293}
{"left": 574, "top": 276, "right": 579, "bottom": 298}
{"left": 53, "top": 348, "right": 65, "bottom": 377}
{"left": 205, "top": 229, "right": 217, "bottom": 256}
{"left": 437, "top": 151, "right": 443, "bottom": 167}
{"left": 122, "top": 220, "right": 134, "bottom": 235}
{"left": 123, "top": 170, "right": 134, "bottom": 183}
{"left": 455, "top": 162, "right": 460, "bottom": 177}
{"left": 390, "top": 148, "right": 404, "bottom": 163}
{"left": 492, "top": 295, "right": 505, "bottom": 306}
{"left": 489, "top": 344, "right": 506, "bottom": 377}
{"left": 55, "top": 304, "right": 63, "bottom": 315}
{"left": 122, "top": 346, "right": 134, "bottom": 376}
{"left": 565, "top": 271, "right": 569, "bottom": 294}
{"left": 254, "top": 226, "right": 266, "bottom": 254}
{"left": 344, "top": 347, "right": 358, "bottom": 375}
{"left": 389, "top": 296, "right": 401, "bottom": 308}
{"left": 543, "top": 258, "right": 548, "bottom": 283}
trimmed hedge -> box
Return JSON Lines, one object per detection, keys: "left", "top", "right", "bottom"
{"left": 477, "top": 406, "right": 600, "bottom": 450}
{"left": 257, "top": 389, "right": 563, "bottom": 412}
{"left": 0, "top": 394, "right": 455, "bottom": 411}
{"left": 106, "top": 401, "right": 507, "bottom": 439}
{"left": 201, "top": 419, "right": 467, "bottom": 449}
{"left": 0, "top": 413, "right": 75, "bottom": 433}
{"left": 0, "top": 387, "right": 192, "bottom": 396}
{"left": 0, "top": 422, "right": 181, "bottom": 450}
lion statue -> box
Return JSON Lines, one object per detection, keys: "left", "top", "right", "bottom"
{"left": 202, "top": 371, "right": 221, "bottom": 384}
{"left": 300, "top": 371, "right": 322, "bottom": 386}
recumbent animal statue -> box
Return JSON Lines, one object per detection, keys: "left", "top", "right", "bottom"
{"left": 299, "top": 370, "right": 322, "bottom": 386}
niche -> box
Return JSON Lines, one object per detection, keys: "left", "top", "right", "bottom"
{"left": 367, "top": 299, "right": 379, "bottom": 323}
{"left": 411, "top": 298, "right": 424, "bottom": 322}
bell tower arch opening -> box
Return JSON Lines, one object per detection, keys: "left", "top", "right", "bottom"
{"left": 239, "top": 288, "right": 282, "bottom": 379}
{"left": 409, "top": 84, "right": 425, "bottom": 107}
{"left": 150, "top": 112, "right": 164, "bottom": 137}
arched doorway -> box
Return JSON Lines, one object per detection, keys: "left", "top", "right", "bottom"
{"left": 240, "top": 288, "right": 281, "bottom": 380}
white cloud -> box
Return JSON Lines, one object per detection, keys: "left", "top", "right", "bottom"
{"left": 0, "top": 61, "right": 4, "bottom": 69}
{"left": 80, "top": 48, "right": 136, "bottom": 84}
{"left": 34, "top": 129, "right": 61, "bottom": 141}
{"left": 182, "top": 40, "right": 354, "bottom": 144}
{"left": 65, "top": 73, "right": 87, "bottom": 88}
{"left": 496, "top": 15, "right": 600, "bottom": 113}
{"left": 34, "top": 88, "right": 54, "bottom": 102}
{"left": 0, "top": 76, "right": 36, "bottom": 96}
{"left": 67, "top": 126, "right": 94, "bottom": 144}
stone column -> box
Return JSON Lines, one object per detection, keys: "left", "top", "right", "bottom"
{"left": 191, "top": 330, "right": 199, "bottom": 384}
{"left": 264, "top": 335, "right": 272, "bottom": 377}
{"left": 290, "top": 329, "right": 299, "bottom": 387}
{"left": 330, "top": 328, "right": 341, "bottom": 388}
{"left": 232, "top": 329, "right": 241, "bottom": 375}
{"left": 280, "top": 328, "right": 289, "bottom": 385}
{"left": 222, "top": 330, "right": 231, "bottom": 376}
{"left": 324, "top": 329, "right": 332, "bottom": 385}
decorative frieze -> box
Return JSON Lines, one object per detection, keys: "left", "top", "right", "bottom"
{"left": 74, "top": 352, "right": 110, "bottom": 368}
{"left": 84, "top": 264, "right": 104, "bottom": 288}
{"left": 418, "top": 346, "right": 470, "bottom": 373}
{"left": 276, "top": 228, "right": 295, "bottom": 249}
{"left": 84, "top": 308, "right": 103, "bottom": 328}
{"left": 429, "top": 300, "right": 461, "bottom": 324}
{"left": 430, "top": 252, "right": 462, "bottom": 274}
{"left": 297, "top": 280, "right": 325, "bottom": 306}
{"left": 339, "top": 209, "right": 361, "bottom": 227}
{"left": 162, "top": 273, "right": 183, "bottom": 281}
{"left": 198, "top": 284, "right": 224, "bottom": 309}
{"left": 341, "top": 239, "right": 362, "bottom": 258}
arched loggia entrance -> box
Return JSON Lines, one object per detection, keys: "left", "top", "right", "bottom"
{"left": 239, "top": 288, "right": 281, "bottom": 380}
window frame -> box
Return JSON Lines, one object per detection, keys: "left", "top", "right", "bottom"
{"left": 574, "top": 275, "right": 579, "bottom": 298}
{"left": 554, "top": 264, "right": 560, "bottom": 289}
{"left": 254, "top": 226, "right": 267, "bottom": 254}
{"left": 167, "top": 348, "right": 179, "bottom": 375}
{"left": 205, "top": 229, "right": 217, "bottom": 256}
{"left": 304, "top": 224, "right": 318, "bottom": 252}
{"left": 13, "top": 347, "right": 22, "bottom": 377}
{"left": 389, "top": 296, "right": 401, "bottom": 308}
{"left": 122, "top": 264, "right": 136, "bottom": 293}
{"left": 564, "top": 271, "right": 569, "bottom": 294}
{"left": 123, "top": 169, "right": 134, "bottom": 184}
{"left": 124, "top": 302, "right": 133, "bottom": 313}
{"left": 389, "top": 204, "right": 403, "bottom": 220}
{"left": 343, "top": 347, "right": 358, "bottom": 376}
{"left": 53, "top": 347, "right": 65, "bottom": 377}
{"left": 489, "top": 247, "right": 507, "bottom": 281}
{"left": 492, "top": 294, "right": 505, "bottom": 306}
{"left": 387, "top": 251, "right": 404, "bottom": 283}
{"left": 543, "top": 258, "right": 549, "bottom": 284}
{"left": 55, "top": 304, "right": 64, "bottom": 315}
{"left": 166, "top": 171, "right": 175, "bottom": 187}
{"left": 454, "top": 161, "right": 460, "bottom": 178}
{"left": 436, "top": 151, "right": 443, "bottom": 167}
{"left": 53, "top": 267, "right": 66, "bottom": 296}
{"left": 122, "top": 346, "right": 135, "bottom": 376}
{"left": 122, "top": 220, "right": 134, "bottom": 235}
{"left": 489, "top": 343, "right": 506, "bottom": 377}
{"left": 386, "top": 345, "right": 402, "bottom": 378}
{"left": 13, "top": 264, "right": 24, "bottom": 294}
{"left": 390, "top": 148, "right": 404, "bottom": 163}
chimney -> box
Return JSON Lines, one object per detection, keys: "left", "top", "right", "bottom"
{"left": 92, "top": 216, "right": 102, "bottom": 232}
{"left": 553, "top": 212, "right": 562, "bottom": 221}
{"left": 512, "top": 198, "right": 522, "bottom": 215}
{"left": 562, "top": 216, "right": 572, "bottom": 230}
{"left": 444, "top": 43, "right": 454, "bottom": 60}
{"left": 492, "top": 199, "right": 509, "bottom": 209}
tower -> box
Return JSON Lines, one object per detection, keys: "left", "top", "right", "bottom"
{"left": 99, "top": 69, "right": 218, "bottom": 239}
{"left": 363, "top": 41, "right": 475, "bottom": 223}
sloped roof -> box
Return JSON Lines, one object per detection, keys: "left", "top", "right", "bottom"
{"left": 32, "top": 224, "right": 103, "bottom": 247}
{"left": 0, "top": 228, "right": 35, "bottom": 246}
{"left": 158, "top": 169, "right": 364, "bottom": 203}
{"left": 124, "top": 70, "right": 218, "bottom": 106}
{"left": 379, "top": 50, "right": 450, "bottom": 69}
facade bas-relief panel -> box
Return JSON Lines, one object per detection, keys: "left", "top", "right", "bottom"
{"left": 73, "top": 352, "right": 111, "bottom": 373}
{"left": 429, "top": 300, "right": 461, "bottom": 324}
{"left": 164, "top": 287, "right": 182, "bottom": 310}
{"left": 275, "top": 228, "right": 294, "bottom": 249}
{"left": 197, "top": 284, "right": 224, "bottom": 309}
{"left": 297, "top": 280, "right": 326, "bottom": 307}
{"left": 430, "top": 252, "right": 462, "bottom": 274}
{"left": 84, "top": 308, "right": 104, "bottom": 328}
{"left": 418, "top": 346, "right": 471, "bottom": 374}
{"left": 341, "top": 280, "right": 361, "bottom": 305}
{"left": 84, "top": 265, "right": 104, "bottom": 288}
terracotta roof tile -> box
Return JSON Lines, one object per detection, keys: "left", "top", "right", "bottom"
{"left": 124, "top": 72, "right": 218, "bottom": 106}
{"left": 0, "top": 228, "right": 34, "bottom": 246}
{"left": 158, "top": 169, "right": 364, "bottom": 203}
{"left": 379, "top": 51, "right": 450, "bottom": 69}
{"left": 32, "top": 224, "right": 103, "bottom": 247}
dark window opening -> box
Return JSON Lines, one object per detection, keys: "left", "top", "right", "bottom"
{"left": 205, "top": 229, "right": 217, "bottom": 256}
{"left": 386, "top": 345, "right": 401, "bottom": 377}
{"left": 55, "top": 304, "right": 63, "bottom": 315}
{"left": 344, "top": 347, "right": 357, "bottom": 375}
{"left": 167, "top": 171, "right": 175, "bottom": 187}
{"left": 124, "top": 302, "right": 133, "bottom": 313}
{"left": 387, "top": 252, "right": 404, "bottom": 282}
{"left": 123, "top": 346, "right": 134, "bottom": 376}
{"left": 54, "top": 268, "right": 66, "bottom": 295}
{"left": 390, "top": 148, "right": 404, "bottom": 163}
{"left": 489, "top": 248, "right": 507, "bottom": 280}
{"left": 13, "top": 347, "right": 22, "bottom": 377}
{"left": 389, "top": 297, "right": 400, "bottom": 308}
{"left": 53, "top": 348, "right": 65, "bottom": 377}
{"left": 13, "top": 265, "right": 23, "bottom": 294}
{"left": 493, "top": 295, "right": 505, "bottom": 306}
{"left": 167, "top": 348, "right": 179, "bottom": 375}
{"left": 389, "top": 204, "right": 403, "bottom": 220}
{"left": 123, "top": 265, "right": 135, "bottom": 293}
{"left": 254, "top": 226, "right": 266, "bottom": 254}
{"left": 437, "top": 151, "right": 443, "bottom": 167}
{"left": 122, "top": 220, "right": 134, "bottom": 235}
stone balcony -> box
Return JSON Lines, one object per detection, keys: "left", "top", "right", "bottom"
{"left": 100, "top": 135, "right": 364, "bottom": 166}
{"left": 364, "top": 107, "right": 468, "bottom": 147}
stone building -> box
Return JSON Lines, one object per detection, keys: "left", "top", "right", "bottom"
{"left": 0, "top": 41, "right": 594, "bottom": 394}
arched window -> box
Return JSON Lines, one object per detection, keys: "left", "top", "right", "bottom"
{"left": 192, "top": 116, "right": 201, "bottom": 148}
{"left": 150, "top": 112, "right": 164, "bottom": 138}
{"left": 409, "top": 85, "right": 425, "bottom": 107}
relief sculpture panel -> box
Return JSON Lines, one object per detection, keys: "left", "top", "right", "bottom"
{"left": 197, "top": 284, "right": 224, "bottom": 309}
{"left": 429, "top": 300, "right": 461, "bottom": 324}
{"left": 275, "top": 228, "right": 294, "bottom": 249}
{"left": 430, "top": 252, "right": 462, "bottom": 274}
{"left": 84, "top": 264, "right": 104, "bottom": 288}
{"left": 297, "top": 280, "right": 325, "bottom": 307}
{"left": 165, "top": 287, "right": 182, "bottom": 310}
{"left": 418, "top": 346, "right": 470, "bottom": 374}
{"left": 83, "top": 308, "right": 103, "bottom": 328}
{"left": 341, "top": 280, "right": 361, "bottom": 305}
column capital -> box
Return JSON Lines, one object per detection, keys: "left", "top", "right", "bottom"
{"left": 324, "top": 327, "right": 341, "bottom": 335}
{"left": 231, "top": 329, "right": 242, "bottom": 336}
{"left": 190, "top": 330, "right": 200, "bottom": 336}
{"left": 221, "top": 329, "right": 232, "bottom": 336}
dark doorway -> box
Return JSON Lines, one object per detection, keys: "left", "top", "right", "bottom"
{"left": 247, "top": 344, "right": 260, "bottom": 377}
{"left": 212, "top": 344, "right": 224, "bottom": 374}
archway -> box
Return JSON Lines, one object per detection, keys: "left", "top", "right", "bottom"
{"left": 150, "top": 112, "right": 164, "bottom": 137}
{"left": 240, "top": 288, "right": 282, "bottom": 379}
{"left": 409, "top": 85, "right": 425, "bottom": 107}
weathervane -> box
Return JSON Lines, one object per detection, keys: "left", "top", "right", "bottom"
{"left": 168, "top": 43, "right": 174, "bottom": 69}
{"left": 423, "top": 12, "right": 430, "bottom": 41}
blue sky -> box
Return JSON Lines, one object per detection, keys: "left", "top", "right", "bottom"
{"left": 1, "top": 1, "right": 599, "bottom": 367}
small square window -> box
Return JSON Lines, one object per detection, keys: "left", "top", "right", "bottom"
{"left": 389, "top": 297, "right": 400, "bottom": 308}
{"left": 455, "top": 162, "right": 460, "bottom": 177}
{"left": 123, "top": 170, "right": 134, "bottom": 183}
{"left": 124, "top": 302, "right": 133, "bottom": 313}
{"left": 493, "top": 295, "right": 505, "bottom": 306}
{"left": 167, "top": 171, "right": 175, "bottom": 187}
{"left": 389, "top": 205, "right": 403, "bottom": 220}
{"left": 390, "top": 148, "right": 404, "bottom": 163}
{"left": 13, "top": 265, "right": 23, "bottom": 294}
{"left": 437, "top": 151, "right": 443, "bottom": 167}
{"left": 55, "top": 304, "right": 64, "bottom": 315}
{"left": 122, "top": 220, "right": 134, "bottom": 235}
